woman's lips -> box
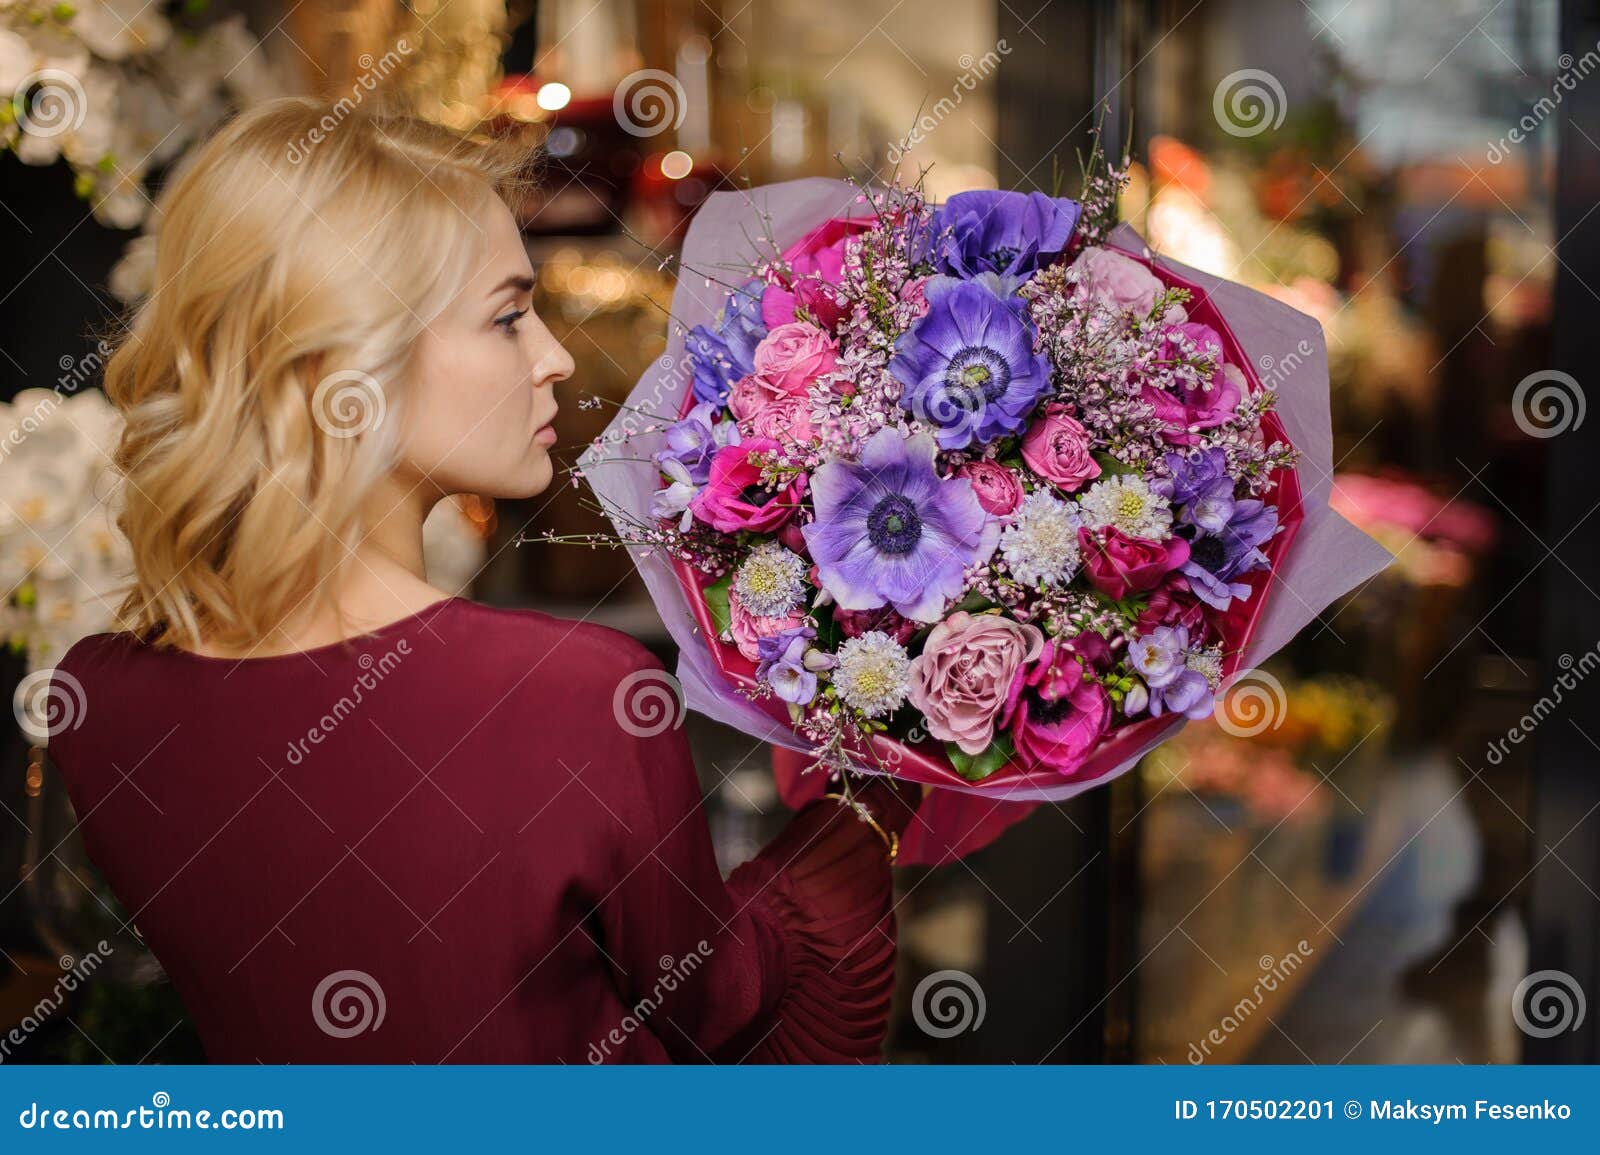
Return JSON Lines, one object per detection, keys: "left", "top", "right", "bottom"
{"left": 534, "top": 420, "right": 558, "bottom": 447}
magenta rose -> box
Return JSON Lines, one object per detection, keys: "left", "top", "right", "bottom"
{"left": 1021, "top": 407, "right": 1101, "bottom": 493}
{"left": 751, "top": 322, "right": 840, "bottom": 395}
{"left": 1000, "top": 638, "right": 1112, "bottom": 779}
{"left": 727, "top": 587, "right": 805, "bottom": 661}
{"left": 832, "top": 603, "right": 917, "bottom": 645}
{"left": 908, "top": 611, "right": 1044, "bottom": 755}
{"left": 1136, "top": 573, "right": 1210, "bottom": 640}
{"left": 957, "top": 461, "right": 1025, "bottom": 517}
{"left": 1072, "top": 246, "right": 1165, "bottom": 315}
{"left": 1078, "top": 527, "right": 1189, "bottom": 601}
{"left": 689, "top": 439, "right": 807, "bottom": 534}
{"left": 740, "top": 394, "right": 817, "bottom": 448}
{"left": 1142, "top": 323, "right": 1242, "bottom": 444}
{"left": 762, "top": 217, "right": 870, "bottom": 330}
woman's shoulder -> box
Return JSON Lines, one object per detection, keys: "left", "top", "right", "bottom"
{"left": 437, "top": 600, "right": 666, "bottom": 684}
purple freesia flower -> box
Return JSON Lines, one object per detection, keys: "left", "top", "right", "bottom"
{"left": 654, "top": 401, "right": 740, "bottom": 486}
{"left": 802, "top": 427, "right": 999, "bottom": 622}
{"left": 756, "top": 625, "right": 818, "bottom": 705}
{"left": 933, "top": 189, "right": 1081, "bottom": 280}
{"left": 686, "top": 279, "right": 767, "bottom": 405}
{"left": 1182, "top": 499, "right": 1278, "bottom": 610}
{"left": 1155, "top": 448, "right": 1236, "bottom": 533}
{"left": 890, "top": 279, "right": 1053, "bottom": 450}
{"left": 1128, "top": 625, "right": 1214, "bottom": 719}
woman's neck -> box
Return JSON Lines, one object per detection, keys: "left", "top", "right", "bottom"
{"left": 187, "top": 476, "right": 453, "bottom": 658}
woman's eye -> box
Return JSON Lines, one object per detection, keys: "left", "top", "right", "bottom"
{"left": 494, "top": 307, "right": 529, "bottom": 335}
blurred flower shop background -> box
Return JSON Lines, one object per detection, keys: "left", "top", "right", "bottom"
{"left": 3, "top": 0, "right": 1595, "bottom": 1064}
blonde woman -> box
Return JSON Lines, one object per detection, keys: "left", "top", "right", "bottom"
{"left": 49, "top": 99, "right": 917, "bottom": 1063}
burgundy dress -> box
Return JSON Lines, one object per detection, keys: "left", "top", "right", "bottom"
{"left": 49, "top": 598, "right": 914, "bottom": 1063}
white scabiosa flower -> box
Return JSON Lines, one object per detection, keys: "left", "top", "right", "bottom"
{"left": 1078, "top": 473, "right": 1173, "bottom": 540}
{"left": 831, "top": 630, "right": 911, "bottom": 718}
{"left": 732, "top": 541, "right": 807, "bottom": 619}
{"left": 1185, "top": 644, "right": 1224, "bottom": 691}
{"left": 1000, "top": 490, "right": 1082, "bottom": 586}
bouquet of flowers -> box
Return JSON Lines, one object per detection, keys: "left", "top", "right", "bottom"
{"left": 581, "top": 161, "right": 1389, "bottom": 862}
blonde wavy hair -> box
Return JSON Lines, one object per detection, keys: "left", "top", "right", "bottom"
{"left": 105, "top": 98, "right": 529, "bottom": 652}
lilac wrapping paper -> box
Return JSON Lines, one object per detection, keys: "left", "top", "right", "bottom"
{"left": 579, "top": 179, "right": 1392, "bottom": 803}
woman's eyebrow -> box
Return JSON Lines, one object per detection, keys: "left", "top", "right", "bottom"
{"left": 488, "top": 274, "right": 535, "bottom": 297}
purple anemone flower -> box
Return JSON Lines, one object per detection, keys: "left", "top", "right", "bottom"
{"left": 890, "top": 279, "right": 1053, "bottom": 450}
{"left": 802, "top": 427, "right": 999, "bottom": 622}
{"left": 654, "top": 401, "right": 740, "bottom": 486}
{"left": 933, "top": 189, "right": 1081, "bottom": 280}
{"left": 686, "top": 278, "right": 766, "bottom": 405}
{"left": 1182, "top": 499, "right": 1278, "bottom": 610}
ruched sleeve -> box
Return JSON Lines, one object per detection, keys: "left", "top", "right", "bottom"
{"left": 589, "top": 653, "right": 916, "bottom": 1064}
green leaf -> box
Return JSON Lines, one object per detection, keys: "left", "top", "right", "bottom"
{"left": 703, "top": 574, "right": 733, "bottom": 638}
{"left": 944, "top": 734, "right": 1015, "bottom": 782}
{"left": 1093, "top": 451, "right": 1138, "bottom": 476}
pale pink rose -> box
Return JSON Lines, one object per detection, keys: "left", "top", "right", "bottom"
{"left": 727, "top": 374, "right": 778, "bottom": 421}
{"left": 728, "top": 586, "right": 805, "bottom": 662}
{"left": 741, "top": 394, "right": 816, "bottom": 448}
{"left": 907, "top": 611, "right": 1045, "bottom": 756}
{"left": 1021, "top": 406, "right": 1101, "bottom": 492}
{"left": 1072, "top": 246, "right": 1165, "bottom": 315}
{"left": 957, "top": 461, "right": 1024, "bottom": 517}
{"left": 751, "top": 322, "right": 840, "bottom": 395}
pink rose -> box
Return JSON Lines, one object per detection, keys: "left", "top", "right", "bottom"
{"left": 1142, "top": 323, "right": 1241, "bottom": 444}
{"left": 833, "top": 603, "right": 917, "bottom": 645}
{"left": 1072, "top": 246, "right": 1165, "bottom": 315}
{"left": 957, "top": 461, "right": 1025, "bottom": 517}
{"left": 1021, "top": 407, "right": 1101, "bottom": 493}
{"left": 1000, "top": 639, "right": 1112, "bottom": 779}
{"left": 689, "top": 439, "right": 807, "bottom": 534}
{"left": 740, "top": 394, "right": 817, "bottom": 448}
{"left": 908, "top": 611, "right": 1044, "bottom": 755}
{"left": 762, "top": 217, "right": 870, "bottom": 330}
{"left": 728, "top": 587, "right": 805, "bottom": 662}
{"left": 1078, "top": 527, "right": 1190, "bottom": 601}
{"left": 751, "top": 322, "right": 839, "bottom": 395}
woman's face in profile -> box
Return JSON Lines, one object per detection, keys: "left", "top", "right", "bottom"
{"left": 398, "top": 196, "right": 573, "bottom": 500}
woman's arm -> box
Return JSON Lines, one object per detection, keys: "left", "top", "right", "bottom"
{"left": 589, "top": 656, "right": 916, "bottom": 1063}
